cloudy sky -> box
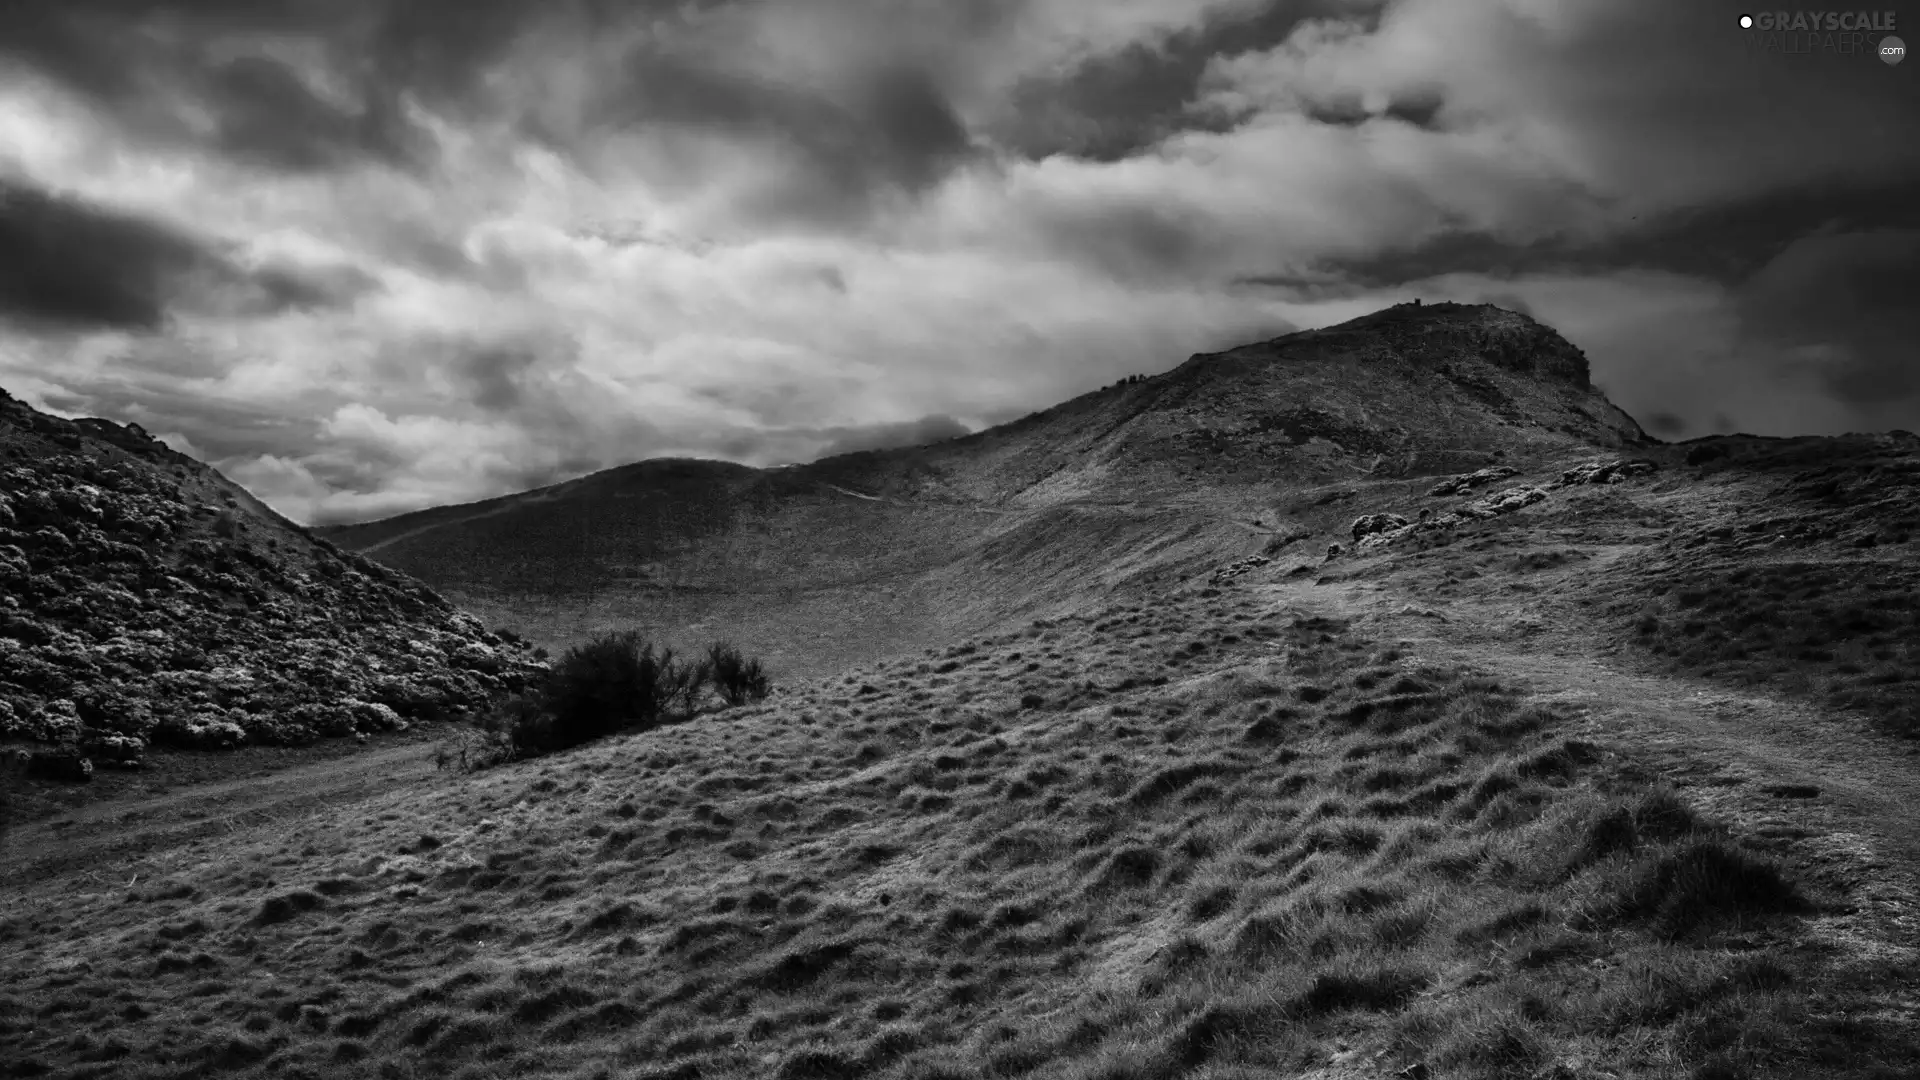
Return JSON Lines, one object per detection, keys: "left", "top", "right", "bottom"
{"left": 2, "top": 0, "right": 1915, "bottom": 525}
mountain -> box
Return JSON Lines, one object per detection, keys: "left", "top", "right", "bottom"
{"left": 0, "top": 384, "right": 546, "bottom": 818}
{"left": 8, "top": 302, "right": 1920, "bottom": 1080}
{"left": 319, "top": 302, "right": 1655, "bottom": 676}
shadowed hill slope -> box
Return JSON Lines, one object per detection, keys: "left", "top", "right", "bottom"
{"left": 321, "top": 302, "right": 1654, "bottom": 675}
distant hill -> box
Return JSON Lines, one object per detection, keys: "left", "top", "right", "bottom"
{"left": 319, "top": 302, "right": 1654, "bottom": 675}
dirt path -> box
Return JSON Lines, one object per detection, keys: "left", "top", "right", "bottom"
{"left": 1248, "top": 570, "right": 1920, "bottom": 984}
{"left": 0, "top": 740, "right": 447, "bottom": 889}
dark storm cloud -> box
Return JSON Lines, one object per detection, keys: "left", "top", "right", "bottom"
{"left": 0, "top": 179, "right": 205, "bottom": 330}
{"left": 0, "top": 0, "right": 610, "bottom": 174}
{"left": 1310, "top": 182, "right": 1920, "bottom": 294}
{"left": 815, "top": 415, "right": 972, "bottom": 458}
{"left": 446, "top": 332, "right": 582, "bottom": 416}
{"left": 245, "top": 262, "right": 382, "bottom": 315}
{"left": 589, "top": 49, "right": 978, "bottom": 223}
{"left": 1298, "top": 90, "right": 1445, "bottom": 131}
{"left": 1, "top": 0, "right": 984, "bottom": 204}
{"left": 993, "top": 0, "right": 1388, "bottom": 161}
{"left": 461, "top": 342, "right": 541, "bottom": 414}
{"left": 1738, "top": 228, "right": 1920, "bottom": 406}
{"left": 0, "top": 179, "right": 376, "bottom": 330}
{"left": 200, "top": 55, "right": 431, "bottom": 174}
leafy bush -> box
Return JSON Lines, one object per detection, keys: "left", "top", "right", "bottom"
{"left": 706, "top": 640, "right": 770, "bottom": 706}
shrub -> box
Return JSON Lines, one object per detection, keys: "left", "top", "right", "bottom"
{"left": 540, "top": 631, "right": 670, "bottom": 750}
{"left": 449, "top": 632, "right": 770, "bottom": 765}
{"left": 706, "top": 640, "right": 770, "bottom": 707}
{"left": 662, "top": 648, "right": 713, "bottom": 715}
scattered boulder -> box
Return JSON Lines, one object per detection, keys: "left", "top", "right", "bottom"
{"left": 1555, "top": 459, "right": 1658, "bottom": 487}
{"left": 1458, "top": 486, "right": 1550, "bottom": 520}
{"left": 1428, "top": 464, "right": 1521, "bottom": 497}
{"left": 1350, "top": 513, "right": 1410, "bottom": 542}
{"left": 1209, "top": 554, "right": 1273, "bottom": 585}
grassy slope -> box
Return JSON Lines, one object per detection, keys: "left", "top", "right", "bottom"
{"left": 3, "top": 588, "right": 1915, "bottom": 1080}
{"left": 6, "top": 321, "right": 1918, "bottom": 1077}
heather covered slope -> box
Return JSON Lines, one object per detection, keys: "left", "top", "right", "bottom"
{"left": 320, "top": 302, "right": 1654, "bottom": 671}
{"left": 0, "top": 386, "right": 546, "bottom": 818}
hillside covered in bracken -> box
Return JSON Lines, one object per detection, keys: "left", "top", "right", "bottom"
{"left": 0, "top": 385, "right": 546, "bottom": 817}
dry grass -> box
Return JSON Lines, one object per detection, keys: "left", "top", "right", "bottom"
{"left": 3, "top": 593, "right": 1909, "bottom": 1080}
{"left": 1614, "top": 560, "right": 1919, "bottom": 736}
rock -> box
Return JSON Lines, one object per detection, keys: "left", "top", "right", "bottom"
{"left": 1207, "top": 553, "right": 1274, "bottom": 584}
{"left": 1555, "top": 458, "right": 1658, "bottom": 487}
{"left": 27, "top": 750, "right": 93, "bottom": 782}
{"left": 1350, "top": 513, "right": 1410, "bottom": 542}
{"left": 1325, "top": 543, "right": 1344, "bottom": 559}
{"left": 1427, "top": 464, "right": 1520, "bottom": 497}
{"left": 1459, "top": 485, "right": 1550, "bottom": 519}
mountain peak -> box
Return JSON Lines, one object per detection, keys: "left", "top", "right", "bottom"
{"left": 1245, "top": 300, "right": 1595, "bottom": 389}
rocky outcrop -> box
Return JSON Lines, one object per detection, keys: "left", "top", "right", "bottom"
{"left": 1558, "top": 459, "right": 1658, "bottom": 486}
{"left": 1427, "top": 464, "right": 1521, "bottom": 497}
{"left": 1350, "top": 513, "right": 1411, "bottom": 542}
{"left": 0, "top": 388, "right": 548, "bottom": 755}
{"left": 1346, "top": 459, "right": 1662, "bottom": 555}
{"left": 1459, "top": 486, "right": 1551, "bottom": 519}
{"left": 1208, "top": 554, "right": 1272, "bottom": 585}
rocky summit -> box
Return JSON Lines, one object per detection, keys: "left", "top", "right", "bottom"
{"left": 0, "top": 385, "right": 546, "bottom": 784}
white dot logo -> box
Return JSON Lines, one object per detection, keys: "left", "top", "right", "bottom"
{"left": 1883, "top": 35, "right": 1907, "bottom": 65}
{"left": 1739, "top": 14, "right": 1754, "bottom": 28}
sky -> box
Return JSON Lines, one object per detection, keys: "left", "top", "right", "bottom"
{"left": 1, "top": 0, "right": 1915, "bottom": 526}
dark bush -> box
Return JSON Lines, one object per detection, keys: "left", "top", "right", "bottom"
{"left": 662, "top": 648, "right": 713, "bottom": 715}
{"left": 706, "top": 640, "right": 770, "bottom": 707}
{"left": 537, "top": 631, "right": 670, "bottom": 751}
{"left": 449, "top": 632, "right": 769, "bottom": 765}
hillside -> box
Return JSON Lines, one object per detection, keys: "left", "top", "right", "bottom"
{"left": 0, "top": 386, "right": 547, "bottom": 822}
{"left": 5, "top": 301, "right": 1919, "bottom": 1079}
{"left": 318, "top": 302, "right": 1654, "bottom": 677}
{"left": 4, "top": 587, "right": 1917, "bottom": 1079}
